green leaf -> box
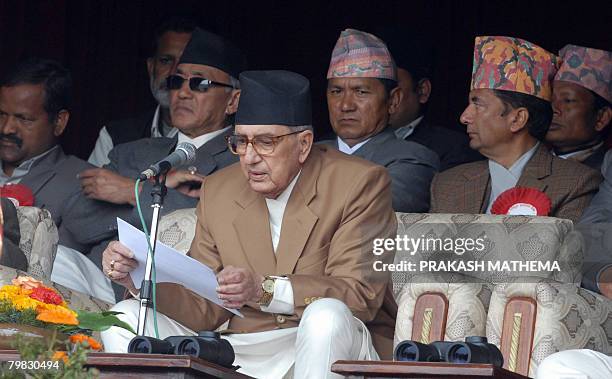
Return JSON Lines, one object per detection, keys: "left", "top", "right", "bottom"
{"left": 76, "top": 311, "right": 135, "bottom": 334}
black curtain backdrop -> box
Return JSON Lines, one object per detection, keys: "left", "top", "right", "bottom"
{"left": 0, "top": 0, "right": 610, "bottom": 159}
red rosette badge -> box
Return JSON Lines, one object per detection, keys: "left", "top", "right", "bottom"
{"left": 0, "top": 183, "right": 35, "bottom": 206}
{"left": 491, "top": 187, "right": 551, "bottom": 216}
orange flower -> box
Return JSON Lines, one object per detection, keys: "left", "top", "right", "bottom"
{"left": 51, "top": 351, "right": 68, "bottom": 364}
{"left": 12, "top": 276, "right": 43, "bottom": 290}
{"left": 70, "top": 334, "right": 102, "bottom": 350}
{"left": 36, "top": 307, "right": 79, "bottom": 325}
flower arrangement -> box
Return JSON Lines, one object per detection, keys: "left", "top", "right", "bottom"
{"left": 0, "top": 276, "right": 134, "bottom": 343}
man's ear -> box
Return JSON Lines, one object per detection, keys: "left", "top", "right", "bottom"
{"left": 298, "top": 130, "right": 314, "bottom": 164}
{"left": 509, "top": 107, "right": 529, "bottom": 133}
{"left": 417, "top": 78, "right": 432, "bottom": 104}
{"left": 225, "top": 89, "right": 241, "bottom": 115}
{"left": 53, "top": 110, "right": 70, "bottom": 137}
{"left": 388, "top": 86, "right": 402, "bottom": 115}
{"left": 594, "top": 106, "right": 612, "bottom": 132}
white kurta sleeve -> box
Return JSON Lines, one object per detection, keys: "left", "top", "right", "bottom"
{"left": 88, "top": 126, "right": 114, "bottom": 167}
{"left": 260, "top": 276, "right": 294, "bottom": 314}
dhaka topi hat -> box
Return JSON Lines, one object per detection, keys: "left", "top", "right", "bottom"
{"left": 555, "top": 44, "right": 611, "bottom": 103}
{"left": 470, "top": 36, "right": 560, "bottom": 101}
{"left": 327, "top": 28, "right": 396, "bottom": 81}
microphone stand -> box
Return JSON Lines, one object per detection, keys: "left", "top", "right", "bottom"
{"left": 136, "top": 174, "right": 167, "bottom": 336}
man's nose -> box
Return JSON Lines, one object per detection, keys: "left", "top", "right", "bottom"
{"left": 177, "top": 78, "right": 193, "bottom": 99}
{"left": 242, "top": 142, "right": 261, "bottom": 164}
{"left": 551, "top": 99, "right": 561, "bottom": 116}
{"left": 0, "top": 116, "right": 17, "bottom": 135}
{"left": 459, "top": 105, "right": 473, "bottom": 125}
{"left": 340, "top": 93, "right": 356, "bottom": 112}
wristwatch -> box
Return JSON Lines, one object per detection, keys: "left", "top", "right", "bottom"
{"left": 257, "top": 276, "right": 275, "bottom": 306}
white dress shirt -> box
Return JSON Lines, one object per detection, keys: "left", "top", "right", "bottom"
{"left": 337, "top": 137, "right": 371, "bottom": 155}
{"left": 394, "top": 116, "right": 424, "bottom": 140}
{"left": 486, "top": 142, "right": 540, "bottom": 213}
{"left": 260, "top": 171, "right": 301, "bottom": 314}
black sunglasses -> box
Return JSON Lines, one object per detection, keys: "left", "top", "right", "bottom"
{"left": 166, "top": 75, "right": 234, "bottom": 92}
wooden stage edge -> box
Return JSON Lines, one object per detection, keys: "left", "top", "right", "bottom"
{"left": 0, "top": 350, "right": 254, "bottom": 379}
{"left": 332, "top": 360, "right": 533, "bottom": 378}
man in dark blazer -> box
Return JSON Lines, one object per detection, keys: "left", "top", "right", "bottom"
{"left": 64, "top": 28, "right": 245, "bottom": 300}
{"left": 88, "top": 17, "right": 195, "bottom": 167}
{"left": 545, "top": 44, "right": 611, "bottom": 171}
{"left": 0, "top": 58, "right": 90, "bottom": 249}
{"left": 431, "top": 36, "right": 601, "bottom": 223}
{"left": 377, "top": 27, "right": 483, "bottom": 171}
{"left": 323, "top": 29, "right": 439, "bottom": 213}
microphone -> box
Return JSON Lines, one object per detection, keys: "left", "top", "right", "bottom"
{"left": 138, "top": 142, "right": 197, "bottom": 180}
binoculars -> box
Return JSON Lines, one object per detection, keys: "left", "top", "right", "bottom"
{"left": 394, "top": 336, "right": 504, "bottom": 367}
{"left": 128, "top": 331, "right": 235, "bottom": 368}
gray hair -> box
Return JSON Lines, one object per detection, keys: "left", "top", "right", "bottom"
{"left": 293, "top": 125, "right": 313, "bottom": 132}
{"left": 225, "top": 75, "right": 240, "bottom": 93}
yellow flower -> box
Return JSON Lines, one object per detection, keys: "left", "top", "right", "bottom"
{"left": 36, "top": 307, "right": 79, "bottom": 325}
{"left": 11, "top": 296, "right": 41, "bottom": 311}
{"left": 0, "top": 285, "right": 26, "bottom": 299}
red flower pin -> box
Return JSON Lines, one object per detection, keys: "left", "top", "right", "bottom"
{"left": 491, "top": 187, "right": 551, "bottom": 216}
{"left": 0, "top": 183, "right": 34, "bottom": 206}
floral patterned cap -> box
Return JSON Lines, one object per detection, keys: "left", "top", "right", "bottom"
{"left": 470, "top": 36, "right": 560, "bottom": 101}
{"left": 555, "top": 44, "right": 611, "bottom": 103}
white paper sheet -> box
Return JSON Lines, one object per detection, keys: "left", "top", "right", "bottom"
{"left": 117, "top": 218, "right": 243, "bottom": 317}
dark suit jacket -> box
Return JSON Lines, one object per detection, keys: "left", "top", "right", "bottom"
{"left": 581, "top": 145, "right": 607, "bottom": 171}
{"left": 1, "top": 198, "right": 27, "bottom": 271}
{"left": 322, "top": 129, "right": 439, "bottom": 212}
{"left": 403, "top": 117, "right": 484, "bottom": 171}
{"left": 16, "top": 146, "right": 93, "bottom": 249}
{"left": 156, "top": 146, "right": 399, "bottom": 359}
{"left": 64, "top": 128, "right": 238, "bottom": 251}
{"left": 105, "top": 108, "right": 157, "bottom": 147}
{"left": 579, "top": 150, "right": 612, "bottom": 294}
{"left": 430, "top": 144, "right": 602, "bottom": 223}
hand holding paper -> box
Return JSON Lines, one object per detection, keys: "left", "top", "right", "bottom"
{"left": 117, "top": 217, "right": 243, "bottom": 317}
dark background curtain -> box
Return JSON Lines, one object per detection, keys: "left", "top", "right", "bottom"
{"left": 0, "top": 0, "right": 610, "bottom": 159}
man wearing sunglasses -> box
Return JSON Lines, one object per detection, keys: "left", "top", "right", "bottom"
{"left": 88, "top": 16, "right": 195, "bottom": 167}
{"left": 100, "top": 70, "right": 398, "bottom": 379}
{"left": 324, "top": 29, "right": 439, "bottom": 213}
{"left": 62, "top": 28, "right": 245, "bottom": 302}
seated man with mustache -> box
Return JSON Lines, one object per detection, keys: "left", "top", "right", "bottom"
{"left": 0, "top": 58, "right": 90, "bottom": 249}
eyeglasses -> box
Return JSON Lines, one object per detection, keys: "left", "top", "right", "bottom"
{"left": 166, "top": 75, "right": 234, "bottom": 92}
{"left": 225, "top": 131, "right": 304, "bottom": 156}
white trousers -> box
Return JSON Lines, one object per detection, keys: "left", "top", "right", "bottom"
{"left": 536, "top": 349, "right": 612, "bottom": 379}
{"left": 50, "top": 245, "right": 116, "bottom": 304}
{"left": 101, "top": 298, "right": 378, "bottom": 378}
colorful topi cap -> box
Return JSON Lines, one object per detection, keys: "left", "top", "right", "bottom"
{"left": 470, "top": 36, "right": 559, "bottom": 101}
{"left": 555, "top": 44, "right": 611, "bottom": 103}
{"left": 327, "top": 28, "right": 396, "bottom": 81}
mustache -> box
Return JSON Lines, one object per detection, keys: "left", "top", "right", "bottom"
{"left": 0, "top": 134, "right": 23, "bottom": 147}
